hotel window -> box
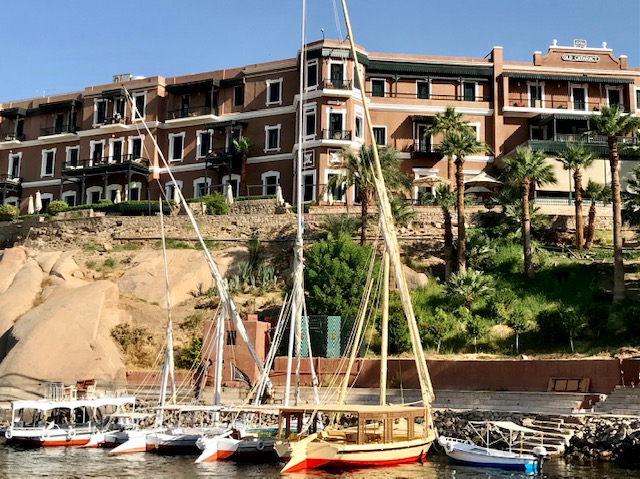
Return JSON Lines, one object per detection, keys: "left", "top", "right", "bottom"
{"left": 467, "top": 122, "right": 481, "bottom": 141}
{"left": 355, "top": 114, "right": 364, "bottom": 140}
{"left": 133, "top": 92, "right": 146, "bottom": 119}
{"left": 265, "top": 125, "right": 281, "bottom": 151}
{"left": 40, "top": 148, "right": 56, "bottom": 176}
{"left": 371, "top": 79, "right": 385, "bottom": 98}
{"left": 90, "top": 140, "right": 105, "bottom": 165}
{"left": 109, "top": 138, "right": 124, "bottom": 162}
{"left": 62, "top": 191, "right": 76, "bottom": 207}
{"left": 169, "top": 132, "right": 185, "bottom": 161}
{"left": 127, "top": 182, "right": 142, "bottom": 201}
{"left": 226, "top": 330, "right": 237, "bottom": 346}
{"left": 328, "top": 112, "right": 345, "bottom": 139}
{"left": 54, "top": 113, "right": 64, "bottom": 134}
{"left": 8, "top": 152, "right": 21, "bottom": 178}
{"left": 302, "top": 171, "right": 316, "bottom": 202}
{"left": 571, "top": 84, "right": 587, "bottom": 111}
{"left": 94, "top": 98, "right": 108, "bottom": 125}
{"left": 373, "top": 126, "right": 387, "bottom": 146}
{"left": 113, "top": 97, "right": 126, "bottom": 119}
{"left": 306, "top": 60, "right": 318, "bottom": 90}
{"left": 416, "top": 124, "right": 432, "bottom": 152}
{"left": 528, "top": 82, "right": 544, "bottom": 108}
{"left": 233, "top": 85, "right": 244, "bottom": 107}
{"left": 165, "top": 181, "right": 183, "bottom": 201}
{"left": 636, "top": 88, "right": 640, "bottom": 111}
{"left": 417, "top": 81, "right": 430, "bottom": 99}
{"left": 66, "top": 146, "right": 79, "bottom": 168}
{"left": 325, "top": 172, "right": 346, "bottom": 203}
{"left": 266, "top": 78, "right": 283, "bottom": 106}
{"left": 261, "top": 170, "right": 280, "bottom": 196}
{"left": 462, "top": 81, "right": 476, "bottom": 101}
{"left": 193, "top": 177, "right": 212, "bottom": 198}
{"left": 303, "top": 105, "right": 316, "bottom": 139}
{"left": 40, "top": 193, "right": 53, "bottom": 213}
{"left": 86, "top": 186, "right": 103, "bottom": 204}
{"left": 222, "top": 174, "right": 240, "bottom": 197}
{"left": 329, "top": 63, "right": 345, "bottom": 88}
{"left": 606, "top": 86, "right": 623, "bottom": 108}
{"left": 196, "top": 130, "right": 213, "bottom": 158}
{"left": 129, "top": 136, "right": 143, "bottom": 160}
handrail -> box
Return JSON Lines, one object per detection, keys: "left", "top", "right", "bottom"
{"left": 63, "top": 154, "right": 150, "bottom": 170}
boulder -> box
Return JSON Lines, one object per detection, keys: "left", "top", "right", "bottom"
{"left": 50, "top": 250, "right": 80, "bottom": 280}
{"left": 403, "top": 264, "right": 428, "bottom": 290}
{"left": 0, "top": 247, "right": 28, "bottom": 295}
{"left": 34, "top": 251, "right": 62, "bottom": 274}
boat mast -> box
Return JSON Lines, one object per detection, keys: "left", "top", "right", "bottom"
{"left": 339, "top": 0, "right": 435, "bottom": 407}
{"left": 380, "top": 251, "right": 389, "bottom": 405}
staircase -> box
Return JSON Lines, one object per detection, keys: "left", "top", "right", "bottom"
{"left": 520, "top": 417, "right": 582, "bottom": 455}
{"left": 595, "top": 386, "right": 640, "bottom": 415}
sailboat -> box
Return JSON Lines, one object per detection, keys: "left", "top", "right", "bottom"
{"left": 274, "top": 0, "right": 436, "bottom": 473}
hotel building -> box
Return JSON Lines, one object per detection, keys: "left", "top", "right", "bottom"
{"left": 0, "top": 39, "right": 638, "bottom": 213}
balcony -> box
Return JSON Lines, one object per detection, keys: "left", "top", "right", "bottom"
{"left": 409, "top": 139, "right": 443, "bottom": 158}
{"left": 167, "top": 106, "right": 215, "bottom": 120}
{"left": 369, "top": 92, "right": 492, "bottom": 102}
{"left": 40, "top": 124, "right": 79, "bottom": 137}
{"left": 506, "top": 95, "right": 630, "bottom": 115}
{"left": 1, "top": 132, "right": 26, "bottom": 142}
{"left": 322, "top": 79, "right": 352, "bottom": 90}
{"left": 322, "top": 129, "right": 352, "bottom": 141}
{"left": 62, "top": 154, "right": 150, "bottom": 175}
{"left": 526, "top": 135, "right": 639, "bottom": 156}
{"left": 205, "top": 147, "right": 236, "bottom": 169}
{"left": 0, "top": 174, "right": 22, "bottom": 195}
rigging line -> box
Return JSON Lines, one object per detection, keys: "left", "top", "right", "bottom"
{"left": 331, "top": 0, "right": 344, "bottom": 41}
{"left": 122, "top": 87, "right": 272, "bottom": 391}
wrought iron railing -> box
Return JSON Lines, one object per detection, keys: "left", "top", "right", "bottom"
{"left": 63, "top": 154, "right": 149, "bottom": 170}
{"left": 322, "top": 129, "right": 352, "bottom": 140}
{"left": 367, "top": 91, "right": 492, "bottom": 102}
{"left": 0, "top": 174, "right": 22, "bottom": 184}
{"left": 322, "top": 79, "right": 353, "bottom": 90}
{"left": 508, "top": 95, "right": 630, "bottom": 112}
{"left": 1, "top": 133, "right": 26, "bottom": 141}
{"left": 40, "top": 124, "right": 79, "bottom": 136}
{"left": 167, "top": 105, "right": 214, "bottom": 119}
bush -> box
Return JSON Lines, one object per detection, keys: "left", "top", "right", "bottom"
{"left": 47, "top": 200, "right": 69, "bottom": 215}
{"left": 202, "top": 193, "right": 229, "bottom": 215}
{"left": 0, "top": 204, "right": 17, "bottom": 221}
{"left": 175, "top": 337, "right": 202, "bottom": 369}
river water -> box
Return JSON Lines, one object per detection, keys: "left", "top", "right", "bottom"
{"left": 0, "top": 444, "right": 636, "bottom": 479}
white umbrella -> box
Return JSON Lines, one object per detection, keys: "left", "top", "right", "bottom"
{"left": 114, "top": 189, "right": 122, "bottom": 204}
{"left": 27, "top": 196, "right": 35, "bottom": 215}
{"left": 34, "top": 191, "right": 42, "bottom": 213}
{"left": 226, "top": 183, "right": 234, "bottom": 206}
{"left": 464, "top": 186, "right": 493, "bottom": 194}
{"left": 412, "top": 176, "right": 450, "bottom": 187}
{"left": 464, "top": 171, "right": 502, "bottom": 188}
{"left": 275, "top": 185, "right": 284, "bottom": 206}
{"left": 174, "top": 188, "right": 182, "bottom": 208}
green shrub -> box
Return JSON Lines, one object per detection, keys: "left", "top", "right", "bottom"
{"left": 202, "top": 193, "right": 229, "bottom": 215}
{"left": 47, "top": 200, "right": 69, "bottom": 215}
{"left": 103, "top": 258, "right": 117, "bottom": 268}
{"left": 175, "top": 337, "right": 202, "bottom": 369}
{"left": 0, "top": 204, "right": 17, "bottom": 221}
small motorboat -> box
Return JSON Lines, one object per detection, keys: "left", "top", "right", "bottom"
{"left": 438, "top": 421, "right": 547, "bottom": 474}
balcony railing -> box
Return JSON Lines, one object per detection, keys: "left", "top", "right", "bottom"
{"left": 367, "top": 91, "right": 492, "bottom": 102}
{"left": 40, "top": 124, "right": 79, "bottom": 137}
{"left": 1, "top": 133, "right": 26, "bottom": 142}
{"left": 96, "top": 115, "right": 131, "bottom": 127}
{"left": 322, "top": 129, "right": 352, "bottom": 141}
{"left": 205, "top": 147, "right": 236, "bottom": 169}
{"left": 167, "top": 105, "right": 214, "bottom": 119}
{"left": 322, "top": 79, "right": 353, "bottom": 90}
{"left": 410, "top": 139, "right": 441, "bottom": 154}
{"left": 552, "top": 133, "right": 638, "bottom": 144}
{"left": 0, "top": 174, "right": 22, "bottom": 185}
{"left": 63, "top": 154, "right": 149, "bottom": 170}
{"left": 508, "top": 96, "right": 630, "bottom": 112}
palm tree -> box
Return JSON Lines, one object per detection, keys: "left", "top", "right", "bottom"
{"left": 584, "top": 180, "right": 612, "bottom": 250}
{"left": 233, "top": 136, "right": 253, "bottom": 197}
{"left": 555, "top": 143, "right": 598, "bottom": 250}
{"left": 438, "top": 128, "right": 489, "bottom": 274}
{"left": 425, "top": 106, "right": 467, "bottom": 189}
{"left": 623, "top": 165, "right": 640, "bottom": 227}
{"left": 325, "top": 145, "right": 410, "bottom": 245}
{"left": 589, "top": 106, "right": 640, "bottom": 304}
{"left": 424, "top": 184, "right": 455, "bottom": 281}
{"left": 503, "top": 147, "right": 556, "bottom": 278}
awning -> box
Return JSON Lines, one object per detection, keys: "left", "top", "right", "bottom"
{"left": 368, "top": 60, "right": 492, "bottom": 78}
{"left": 0, "top": 107, "right": 27, "bottom": 118}
{"left": 203, "top": 119, "right": 248, "bottom": 130}
{"left": 503, "top": 72, "right": 634, "bottom": 84}
{"left": 165, "top": 78, "right": 219, "bottom": 94}
{"left": 38, "top": 99, "right": 81, "bottom": 112}
{"left": 533, "top": 113, "right": 592, "bottom": 125}
{"left": 101, "top": 88, "right": 126, "bottom": 99}
{"left": 411, "top": 115, "right": 436, "bottom": 124}
{"left": 220, "top": 77, "right": 244, "bottom": 87}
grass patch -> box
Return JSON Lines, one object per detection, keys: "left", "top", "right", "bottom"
{"left": 83, "top": 242, "right": 99, "bottom": 252}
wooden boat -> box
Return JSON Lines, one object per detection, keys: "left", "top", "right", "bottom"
{"left": 4, "top": 390, "right": 135, "bottom": 447}
{"left": 438, "top": 421, "right": 548, "bottom": 474}
{"left": 195, "top": 424, "right": 279, "bottom": 463}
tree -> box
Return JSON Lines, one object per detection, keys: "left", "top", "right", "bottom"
{"left": 503, "top": 147, "right": 556, "bottom": 278}
{"left": 622, "top": 165, "right": 640, "bottom": 227}
{"left": 326, "top": 146, "right": 410, "bottom": 245}
{"left": 589, "top": 106, "right": 640, "bottom": 304}
{"left": 438, "top": 128, "right": 489, "bottom": 273}
{"left": 424, "top": 184, "right": 456, "bottom": 281}
{"left": 584, "top": 180, "right": 612, "bottom": 250}
{"left": 445, "top": 269, "right": 493, "bottom": 311}
{"left": 425, "top": 106, "right": 468, "bottom": 188}
{"left": 233, "top": 136, "right": 253, "bottom": 197}
{"left": 555, "top": 143, "right": 597, "bottom": 250}
{"left": 304, "top": 232, "right": 374, "bottom": 318}
{"left": 424, "top": 307, "right": 455, "bottom": 353}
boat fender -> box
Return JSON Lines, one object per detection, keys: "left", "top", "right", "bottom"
{"left": 67, "top": 427, "right": 76, "bottom": 438}
{"left": 464, "top": 439, "right": 473, "bottom": 445}
{"left": 444, "top": 441, "right": 454, "bottom": 454}
{"left": 256, "top": 440, "right": 265, "bottom": 451}
{"left": 4, "top": 428, "right": 12, "bottom": 440}
{"left": 40, "top": 430, "right": 50, "bottom": 441}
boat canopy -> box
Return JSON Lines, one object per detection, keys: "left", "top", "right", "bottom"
{"left": 11, "top": 395, "right": 135, "bottom": 412}
{"left": 483, "top": 421, "right": 541, "bottom": 434}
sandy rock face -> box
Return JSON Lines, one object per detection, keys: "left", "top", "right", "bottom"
{"left": 117, "top": 247, "right": 247, "bottom": 306}
{"left": 0, "top": 246, "right": 28, "bottom": 295}
{"left": 0, "top": 258, "right": 45, "bottom": 340}
{"left": 0, "top": 280, "right": 127, "bottom": 399}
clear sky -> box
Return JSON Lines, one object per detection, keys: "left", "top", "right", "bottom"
{"left": 1, "top": 0, "right": 639, "bottom": 103}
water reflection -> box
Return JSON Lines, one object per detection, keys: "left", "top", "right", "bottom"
{"left": 0, "top": 445, "right": 636, "bottom": 479}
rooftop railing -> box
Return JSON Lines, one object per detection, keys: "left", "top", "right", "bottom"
{"left": 167, "top": 105, "right": 214, "bottom": 119}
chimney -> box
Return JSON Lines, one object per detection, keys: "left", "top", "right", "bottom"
{"left": 620, "top": 55, "right": 628, "bottom": 69}
{"left": 533, "top": 51, "right": 542, "bottom": 66}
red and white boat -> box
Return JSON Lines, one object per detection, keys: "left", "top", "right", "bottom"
{"left": 4, "top": 392, "right": 135, "bottom": 447}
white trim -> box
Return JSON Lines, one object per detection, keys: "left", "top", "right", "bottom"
{"left": 65, "top": 145, "right": 80, "bottom": 166}
{"left": 108, "top": 137, "right": 124, "bottom": 162}
{"left": 40, "top": 192, "right": 54, "bottom": 210}
{"left": 412, "top": 167, "right": 440, "bottom": 200}
{"left": 372, "top": 125, "right": 387, "bottom": 145}
{"left": 327, "top": 61, "right": 346, "bottom": 88}
{"left": 151, "top": 162, "right": 207, "bottom": 174}
{"left": 4, "top": 196, "right": 19, "bottom": 207}
{"left": 324, "top": 169, "right": 347, "bottom": 204}
{"left": 303, "top": 103, "right": 317, "bottom": 141}
{"left": 127, "top": 134, "right": 145, "bottom": 159}
{"left": 8, "top": 152, "right": 21, "bottom": 177}
{"left": 168, "top": 132, "right": 186, "bottom": 162}
{"left": 40, "top": 147, "right": 56, "bottom": 177}
{"left": 192, "top": 176, "right": 212, "bottom": 198}
{"left": 301, "top": 170, "right": 317, "bottom": 203}
{"left": 467, "top": 122, "right": 481, "bottom": 141}
{"left": 328, "top": 148, "right": 342, "bottom": 166}
{"left": 502, "top": 64, "right": 640, "bottom": 77}
{"left": 569, "top": 83, "right": 588, "bottom": 111}
{"left": 354, "top": 105, "right": 365, "bottom": 141}
{"left": 93, "top": 98, "right": 108, "bottom": 126}
{"left": 89, "top": 139, "right": 105, "bottom": 165}
{"left": 61, "top": 190, "right": 77, "bottom": 206}
{"left": 326, "top": 108, "right": 346, "bottom": 139}
{"left": 22, "top": 179, "right": 61, "bottom": 188}
{"left": 461, "top": 80, "right": 478, "bottom": 101}
{"left": 221, "top": 174, "right": 241, "bottom": 197}
{"left": 266, "top": 78, "right": 283, "bottom": 106}
{"left": 416, "top": 79, "right": 431, "bottom": 99}
{"left": 305, "top": 59, "right": 319, "bottom": 91}
{"left": 264, "top": 124, "right": 281, "bottom": 152}
{"left": 165, "top": 180, "right": 183, "bottom": 201}
{"left": 605, "top": 85, "right": 624, "bottom": 107}
{"left": 106, "top": 184, "right": 121, "bottom": 201}
{"left": 132, "top": 91, "right": 147, "bottom": 121}
{"left": 369, "top": 103, "right": 494, "bottom": 116}
{"left": 196, "top": 129, "right": 213, "bottom": 159}
{"left": 246, "top": 153, "right": 292, "bottom": 164}
{"left": 370, "top": 78, "right": 386, "bottom": 97}
{"left": 126, "top": 181, "right": 142, "bottom": 201}
{"left": 527, "top": 81, "right": 545, "bottom": 108}
{"left": 261, "top": 170, "right": 280, "bottom": 196}
{"left": 86, "top": 186, "right": 103, "bottom": 204}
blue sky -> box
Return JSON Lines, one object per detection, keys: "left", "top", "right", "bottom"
{"left": 2, "top": 0, "right": 639, "bottom": 103}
